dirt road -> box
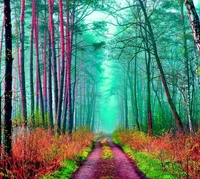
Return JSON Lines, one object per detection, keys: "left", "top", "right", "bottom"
{"left": 72, "top": 138, "right": 146, "bottom": 179}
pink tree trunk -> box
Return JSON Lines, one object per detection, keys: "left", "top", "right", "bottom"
{"left": 19, "top": 0, "right": 27, "bottom": 127}
{"left": 66, "top": 4, "right": 73, "bottom": 134}
{"left": 48, "top": 0, "right": 58, "bottom": 117}
{"left": 30, "top": 25, "right": 34, "bottom": 124}
{"left": 56, "top": 0, "right": 65, "bottom": 133}
{"left": 32, "top": 0, "right": 45, "bottom": 125}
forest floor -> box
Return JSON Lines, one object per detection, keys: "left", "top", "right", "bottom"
{"left": 72, "top": 138, "right": 147, "bottom": 179}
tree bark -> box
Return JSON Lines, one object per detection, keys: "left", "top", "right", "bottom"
{"left": 145, "top": 49, "right": 153, "bottom": 136}
{"left": 43, "top": 0, "right": 48, "bottom": 114}
{"left": 124, "top": 72, "right": 128, "bottom": 129}
{"left": 56, "top": 0, "right": 65, "bottom": 133}
{"left": 33, "top": 0, "right": 45, "bottom": 125}
{"left": 180, "top": 2, "right": 193, "bottom": 133}
{"left": 134, "top": 55, "right": 140, "bottom": 130}
{"left": 4, "top": 0, "right": 13, "bottom": 156}
{"left": 185, "top": 0, "right": 200, "bottom": 52}
{"left": 48, "top": 31, "right": 53, "bottom": 131}
{"left": 0, "top": 17, "right": 5, "bottom": 147}
{"left": 30, "top": 25, "right": 34, "bottom": 125}
{"left": 19, "top": 0, "right": 27, "bottom": 127}
{"left": 66, "top": 3, "right": 73, "bottom": 134}
{"left": 48, "top": 0, "right": 58, "bottom": 117}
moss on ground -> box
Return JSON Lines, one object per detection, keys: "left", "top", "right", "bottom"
{"left": 101, "top": 146, "right": 114, "bottom": 160}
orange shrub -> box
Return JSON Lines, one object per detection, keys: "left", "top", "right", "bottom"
{"left": 114, "top": 129, "right": 200, "bottom": 179}
{"left": 0, "top": 127, "right": 94, "bottom": 179}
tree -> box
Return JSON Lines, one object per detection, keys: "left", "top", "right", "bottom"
{"left": 48, "top": 0, "right": 58, "bottom": 118}
{"left": 179, "top": 0, "right": 193, "bottom": 133}
{"left": 32, "top": 0, "right": 45, "bottom": 125}
{"left": 18, "top": 0, "right": 27, "bottom": 127}
{"left": 185, "top": 0, "right": 200, "bottom": 52}
{"left": 48, "top": 31, "right": 53, "bottom": 130}
{"left": 43, "top": 0, "right": 48, "bottom": 114}
{"left": 30, "top": 25, "right": 34, "bottom": 125}
{"left": 0, "top": 17, "right": 5, "bottom": 147}
{"left": 4, "top": 0, "right": 13, "bottom": 156}
{"left": 65, "top": 2, "right": 74, "bottom": 134}
{"left": 56, "top": 0, "right": 65, "bottom": 133}
{"left": 138, "top": 0, "right": 184, "bottom": 133}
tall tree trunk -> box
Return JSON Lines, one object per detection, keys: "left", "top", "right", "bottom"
{"left": 184, "top": 0, "right": 200, "bottom": 52}
{"left": 124, "top": 72, "right": 128, "bottom": 129}
{"left": 43, "top": 30, "right": 47, "bottom": 112}
{"left": 48, "top": 32, "right": 53, "bottom": 130}
{"left": 57, "top": 43, "right": 61, "bottom": 89}
{"left": 56, "top": 0, "right": 65, "bottom": 133}
{"left": 79, "top": 82, "right": 83, "bottom": 127}
{"left": 13, "top": 3, "right": 20, "bottom": 122}
{"left": 48, "top": 0, "right": 58, "bottom": 117}
{"left": 128, "top": 73, "right": 135, "bottom": 126}
{"left": 91, "top": 81, "right": 96, "bottom": 132}
{"left": 30, "top": 25, "right": 34, "bottom": 125}
{"left": 43, "top": 0, "right": 47, "bottom": 114}
{"left": 66, "top": 4, "right": 73, "bottom": 134}
{"left": 86, "top": 82, "right": 91, "bottom": 127}
{"left": 62, "top": 88, "right": 68, "bottom": 132}
{"left": 74, "top": 48, "right": 82, "bottom": 128}
{"left": 72, "top": 32, "right": 78, "bottom": 129}
{"left": 83, "top": 75, "right": 87, "bottom": 125}
{"left": 33, "top": 0, "right": 45, "bottom": 125}
{"left": 134, "top": 55, "right": 140, "bottom": 130}
{"left": 0, "top": 17, "right": 5, "bottom": 147}
{"left": 145, "top": 49, "right": 153, "bottom": 136}
{"left": 143, "top": 13, "right": 153, "bottom": 136}
{"left": 138, "top": 0, "right": 183, "bottom": 133}
{"left": 180, "top": 2, "right": 193, "bottom": 133}
{"left": 19, "top": 0, "right": 27, "bottom": 127}
{"left": 4, "top": 0, "right": 13, "bottom": 156}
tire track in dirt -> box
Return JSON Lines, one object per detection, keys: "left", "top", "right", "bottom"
{"left": 72, "top": 139, "right": 102, "bottom": 179}
{"left": 108, "top": 139, "right": 146, "bottom": 179}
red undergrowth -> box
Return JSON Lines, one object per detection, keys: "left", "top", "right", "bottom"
{"left": 0, "top": 127, "right": 93, "bottom": 179}
{"left": 114, "top": 128, "right": 200, "bottom": 178}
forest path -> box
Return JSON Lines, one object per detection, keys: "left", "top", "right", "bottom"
{"left": 72, "top": 138, "right": 146, "bottom": 179}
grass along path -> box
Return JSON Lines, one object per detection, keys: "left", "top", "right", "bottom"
{"left": 112, "top": 129, "right": 191, "bottom": 179}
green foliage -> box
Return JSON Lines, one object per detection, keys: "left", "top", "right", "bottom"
{"left": 76, "top": 147, "right": 92, "bottom": 161}
{"left": 12, "top": 110, "right": 23, "bottom": 126}
{"left": 41, "top": 160, "right": 78, "bottom": 179}
{"left": 33, "top": 109, "right": 49, "bottom": 128}
{"left": 93, "top": 41, "right": 106, "bottom": 51}
{"left": 12, "top": 108, "right": 49, "bottom": 128}
{"left": 92, "top": 21, "right": 108, "bottom": 31}
{"left": 198, "top": 66, "right": 200, "bottom": 75}
{"left": 122, "top": 146, "right": 186, "bottom": 179}
{"left": 112, "top": 137, "right": 121, "bottom": 145}
{"left": 99, "top": 138, "right": 114, "bottom": 160}
{"left": 101, "top": 146, "right": 114, "bottom": 160}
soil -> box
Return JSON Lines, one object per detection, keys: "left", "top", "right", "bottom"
{"left": 72, "top": 138, "right": 147, "bottom": 179}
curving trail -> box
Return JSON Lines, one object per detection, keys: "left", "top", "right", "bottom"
{"left": 72, "top": 138, "right": 147, "bottom": 179}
